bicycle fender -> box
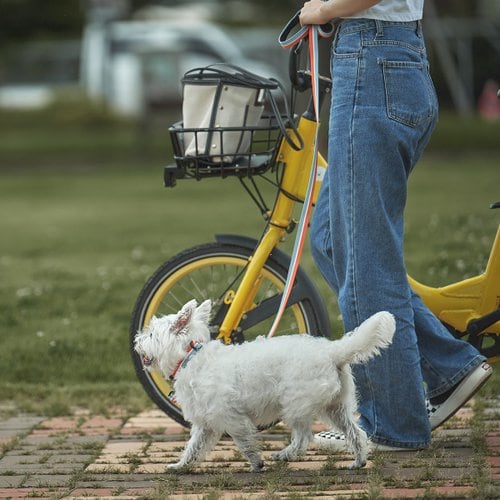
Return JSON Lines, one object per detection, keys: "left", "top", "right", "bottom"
{"left": 214, "top": 233, "right": 332, "bottom": 337}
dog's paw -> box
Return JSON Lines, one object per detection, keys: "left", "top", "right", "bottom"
{"left": 166, "top": 462, "right": 189, "bottom": 473}
{"left": 349, "top": 459, "right": 367, "bottom": 469}
{"left": 271, "top": 450, "right": 291, "bottom": 462}
{"left": 250, "top": 460, "right": 264, "bottom": 472}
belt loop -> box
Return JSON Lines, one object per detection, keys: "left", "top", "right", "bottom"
{"left": 416, "top": 20, "right": 422, "bottom": 37}
{"left": 375, "top": 19, "right": 384, "bottom": 38}
{"left": 332, "top": 20, "right": 341, "bottom": 48}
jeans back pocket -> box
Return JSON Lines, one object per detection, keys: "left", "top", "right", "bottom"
{"left": 381, "top": 60, "right": 437, "bottom": 127}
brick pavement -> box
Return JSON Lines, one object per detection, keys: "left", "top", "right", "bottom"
{"left": 0, "top": 397, "right": 498, "bottom": 499}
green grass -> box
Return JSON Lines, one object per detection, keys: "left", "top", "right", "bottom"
{"left": 0, "top": 165, "right": 284, "bottom": 414}
{"left": 405, "top": 155, "right": 499, "bottom": 282}
{"left": 0, "top": 103, "right": 498, "bottom": 414}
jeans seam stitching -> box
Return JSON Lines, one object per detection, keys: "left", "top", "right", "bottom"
{"left": 350, "top": 53, "right": 363, "bottom": 328}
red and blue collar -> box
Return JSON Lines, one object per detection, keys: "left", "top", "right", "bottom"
{"left": 169, "top": 340, "right": 204, "bottom": 381}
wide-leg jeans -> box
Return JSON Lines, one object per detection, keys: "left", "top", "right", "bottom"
{"left": 310, "top": 19, "right": 485, "bottom": 448}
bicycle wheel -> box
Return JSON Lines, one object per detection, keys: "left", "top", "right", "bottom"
{"left": 130, "top": 239, "right": 330, "bottom": 427}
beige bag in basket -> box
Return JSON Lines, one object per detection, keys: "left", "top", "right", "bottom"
{"left": 181, "top": 65, "right": 279, "bottom": 163}
{"left": 183, "top": 83, "right": 265, "bottom": 163}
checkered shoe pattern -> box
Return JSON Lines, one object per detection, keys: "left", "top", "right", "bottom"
{"left": 313, "top": 431, "right": 421, "bottom": 452}
{"left": 427, "top": 362, "right": 492, "bottom": 430}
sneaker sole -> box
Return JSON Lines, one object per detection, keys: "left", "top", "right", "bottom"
{"left": 313, "top": 432, "right": 421, "bottom": 453}
{"left": 429, "top": 362, "right": 492, "bottom": 430}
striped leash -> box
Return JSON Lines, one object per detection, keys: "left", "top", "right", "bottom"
{"left": 268, "top": 12, "right": 334, "bottom": 338}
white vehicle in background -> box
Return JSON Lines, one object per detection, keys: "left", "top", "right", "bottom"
{"left": 0, "top": 40, "right": 80, "bottom": 110}
{"left": 0, "top": 5, "right": 285, "bottom": 117}
{"left": 80, "top": 19, "right": 282, "bottom": 116}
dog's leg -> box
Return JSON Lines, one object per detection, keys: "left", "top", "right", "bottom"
{"left": 272, "top": 422, "right": 312, "bottom": 462}
{"left": 339, "top": 407, "right": 368, "bottom": 469}
{"left": 328, "top": 398, "right": 368, "bottom": 469}
{"left": 231, "top": 435, "right": 264, "bottom": 472}
{"left": 227, "top": 419, "right": 264, "bottom": 472}
{"left": 167, "top": 424, "right": 220, "bottom": 471}
{"left": 325, "top": 366, "right": 368, "bottom": 469}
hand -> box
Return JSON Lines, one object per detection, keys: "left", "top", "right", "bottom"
{"left": 300, "top": 0, "right": 332, "bottom": 26}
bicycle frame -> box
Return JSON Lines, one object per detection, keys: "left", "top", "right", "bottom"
{"left": 410, "top": 223, "right": 500, "bottom": 362}
{"left": 216, "top": 115, "right": 327, "bottom": 343}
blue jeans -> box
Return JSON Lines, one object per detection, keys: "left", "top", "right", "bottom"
{"left": 310, "top": 19, "right": 484, "bottom": 448}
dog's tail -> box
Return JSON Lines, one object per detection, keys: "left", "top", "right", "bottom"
{"left": 333, "top": 311, "right": 395, "bottom": 366}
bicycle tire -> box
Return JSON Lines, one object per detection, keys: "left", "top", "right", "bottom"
{"left": 130, "top": 241, "right": 330, "bottom": 427}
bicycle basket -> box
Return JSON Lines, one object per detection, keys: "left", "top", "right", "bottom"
{"left": 170, "top": 113, "right": 283, "bottom": 179}
{"left": 169, "top": 64, "right": 300, "bottom": 179}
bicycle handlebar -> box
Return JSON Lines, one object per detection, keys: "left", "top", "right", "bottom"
{"left": 287, "top": 37, "right": 332, "bottom": 118}
{"left": 287, "top": 34, "right": 333, "bottom": 98}
{"left": 288, "top": 41, "right": 310, "bottom": 92}
{"left": 280, "top": 11, "right": 334, "bottom": 94}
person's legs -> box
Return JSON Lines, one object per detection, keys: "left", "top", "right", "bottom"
{"left": 312, "top": 187, "right": 489, "bottom": 446}
{"left": 312, "top": 20, "right": 433, "bottom": 447}
{"left": 310, "top": 19, "right": 487, "bottom": 448}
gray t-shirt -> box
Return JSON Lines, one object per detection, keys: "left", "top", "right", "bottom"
{"left": 348, "top": 0, "right": 424, "bottom": 21}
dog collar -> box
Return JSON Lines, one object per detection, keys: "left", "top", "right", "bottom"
{"left": 169, "top": 340, "right": 204, "bottom": 381}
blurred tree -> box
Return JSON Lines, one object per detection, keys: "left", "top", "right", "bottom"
{"left": 0, "top": 0, "right": 85, "bottom": 42}
{"left": 240, "top": 0, "right": 300, "bottom": 16}
{"left": 432, "top": 0, "right": 475, "bottom": 16}
{"left": 129, "top": 0, "right": 301, "bottom": 23}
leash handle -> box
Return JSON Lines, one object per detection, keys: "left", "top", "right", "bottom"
{"left": 278, "top": 10, "right": 335, "bottom": 49}
{"left": 268, "top": 14, "right": 332, "bottom": 339}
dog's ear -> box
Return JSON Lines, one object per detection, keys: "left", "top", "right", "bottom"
{"left": 171, "top": 300, "right": 197, "bottom": 334}
{"left": 195, "top": 299, "right": 211, "bottom": 323}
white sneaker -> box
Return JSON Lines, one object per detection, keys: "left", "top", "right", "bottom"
{"left": 427, "top": 362, "right": 492, "bottom": 430}
{"left": 313, "top": 430, "right": 422, "bottom": 452}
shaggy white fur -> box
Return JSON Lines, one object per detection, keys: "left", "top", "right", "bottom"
{"left": 134, "top": 299, "right": 395, "bottom": 471}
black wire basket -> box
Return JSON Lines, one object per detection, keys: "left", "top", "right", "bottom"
{"left": 168, "top": 114, "right": 283, "bottom": 180}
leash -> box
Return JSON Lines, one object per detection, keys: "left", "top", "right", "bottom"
{"left": 268, "top": 12, "right": 334, "bottom": 338}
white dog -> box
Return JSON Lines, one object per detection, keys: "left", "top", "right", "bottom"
{"left": 134, "top": 300, "right": 395, "bottom": 471}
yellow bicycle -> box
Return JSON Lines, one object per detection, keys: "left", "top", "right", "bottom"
{"left": 130, "top": 42, "right": 499, "bottom": 427}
